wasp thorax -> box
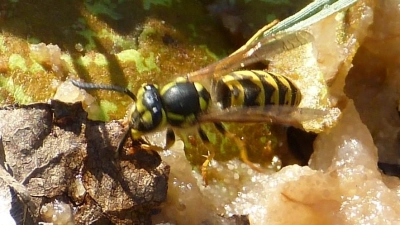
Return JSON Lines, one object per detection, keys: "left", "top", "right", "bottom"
{"left": 160, "top": 79, "right": 211, "bottom": 128}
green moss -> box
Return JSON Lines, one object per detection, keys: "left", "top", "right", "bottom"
{"left": 259, "top": 136, "right": 267, "bottom": 144}
{"left": 116, "top": 49, "right": 160, "bottom": 73}
{"left": 0, "top": 37, "right": 7, "bottom": 53}
{"left": 201, "top": 45, "right": 221, "bottom": 63}
{"left": 84, "top": 0, "right": 123, "bottom": 20}
{"left": 142, "top": 0, "right": 173, "bottom": 10}
{"left": 78, "top": 30, "right": 97, "bottom": 50}
{"left": 77, "top": 55, "right": 92, "bottom": 67}
{"left": 143, "top": 52, "right": 160, "bottom": 72}
{"left": 75, "top": 19, "right": 98, "bottom": 51}
{"left": 187, "top": 24, "right": 197, "bottom": 38}
{"left": 98, "top": 99, "right": 118, "bottom": 121}
{"left": 9, "top": 54, "right": 28, "bottom": 72}
{"left": 60, "top": 54, "right": 75, "bottom": 73}
{"left": 138, "top": 25, "right": 157, "bottom": 41}
{"left": 94, "top": 53, "right": 108, "bottom": 66}
{"left": 27, "top": 37, "right": 41, "bottom": 44}
{"left": 30, "top": 62, "right": 46, "bottom": 73}
{"left": 76, "top": 52, "right": 110, "bottom": 67}
{"left": 98, "top": 29, "right": 137, "bottom": 50}
{"left": 0, "top": 75, "right": 32, "bottom": 104}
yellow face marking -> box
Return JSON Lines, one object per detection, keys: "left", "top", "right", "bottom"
{"left": 135, "top": 101, "right": 145, "bottom": 113}
{"left": 141, "top": 110, "right": 153, "bottom": 125}
{"left": 135, "top": 87, "right": 146, "bottom": 113}
{"left": 126, "top": 103, "right": 136, "bottom": 123}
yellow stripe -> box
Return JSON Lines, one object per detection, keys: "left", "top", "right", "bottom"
{"left": 175, "top": 77, "right": 187, "bottom": 83}
{"left": 158, "top": 110, "right": 168, "bottom": 128}
{"left": 259, "top": 72, "right": 279, "bottom": 105}
{"left": 136, "top": 101, "right": 145, "bottom": 113}
{"left": 294, "top": 90, "right": 301, "bottom": 105}
{"left": 193, "top": 82, "right": 202, "bottom": 91}
{"left": 270, "top": 72, "right": 301, "bottom": 106}
{"left": 160, "top": 81, "right": 176, "bottom": 96}
{"left": 142, "top": 110, "right": 153, "bottom": 125}
{"left": 248, "top": 71, "right": 265, "bottom": 106}
{"left": 229, "top": 80, "right": 244, "bottom": 106}
{"left": 131, "top": 129, "right": 143, "bottom": 139}
{"left": 167, "top": 112, "right": 185, "bottom": 121}
{"left": 199, "top": 97, "right": 208, "bottom": 111}
{"left": 274, "top": 74, "right": 293, "bottom": 105}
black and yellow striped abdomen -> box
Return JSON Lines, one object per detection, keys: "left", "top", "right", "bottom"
{"left": 215, "top": 70, "right": 301, "bottom": 109}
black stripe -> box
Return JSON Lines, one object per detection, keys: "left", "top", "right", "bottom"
{"left": 253, "top": 71, "right": 278, "bottom": 105}
{"left": 285, "top": 78, "right": 299, "bottom": 106}
{"left": 214, "top": 122, "right": 226, "bottom": 134}
{"left": 238, "top": 78, "right": 261, "bottom": 106}
{"left": 269, "top": 73, "right": 289, "bottom": 105}
{"left": 198, "top": 127, "right": 210, "bottom": 143}
{"left": 215, "top": 79, "right": 231, "bottom": 109}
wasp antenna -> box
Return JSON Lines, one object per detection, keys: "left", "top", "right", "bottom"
{"left": 71, "top": 80, "right": 137, "bottom": 101}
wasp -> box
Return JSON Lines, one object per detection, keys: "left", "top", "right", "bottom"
{"left": 71, "top": 20, "right": 326, "bottom": 184}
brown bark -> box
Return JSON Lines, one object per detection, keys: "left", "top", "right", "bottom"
{"left": 0, "top": 100, "right": 169, "bottom": 225}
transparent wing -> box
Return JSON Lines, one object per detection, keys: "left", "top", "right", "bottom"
{"left": 187, "top": 30, "right": 313, "bottom": 82}
{"left": 198, "top": 105, "right": 327, "bottom": 128}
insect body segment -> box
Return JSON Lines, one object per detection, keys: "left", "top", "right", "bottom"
{"left": 160, "top": 77, "right": 211, "bottom": 128}
{"left": 215, "top": 70, "right": 302, "bottom": 109}
{"left": 129, "top": 84, "right": 167, "bottom": 139}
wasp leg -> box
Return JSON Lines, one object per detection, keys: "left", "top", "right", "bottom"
{"left": 115, "top": 124, "right": 160, "bottom": 157}
{"left": 198, "top": 127, "right": 215, "bottom": 186}
{"left": 116, "top": 126, "right": 131, "bottom": 158}
{"left": 165, "top": 128, "right": 176, "bottom": 150}
{"left": 139, "top": 143, "right": 163, "bottom": 152}
{"left": 140, "top": 128, "right": 175, "bottom": 151}
{"left": 213, "top": 122, "right": 264, "bottom": 173}
{"left": 121, "top": 119, "right": 129, "bottom": 127}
